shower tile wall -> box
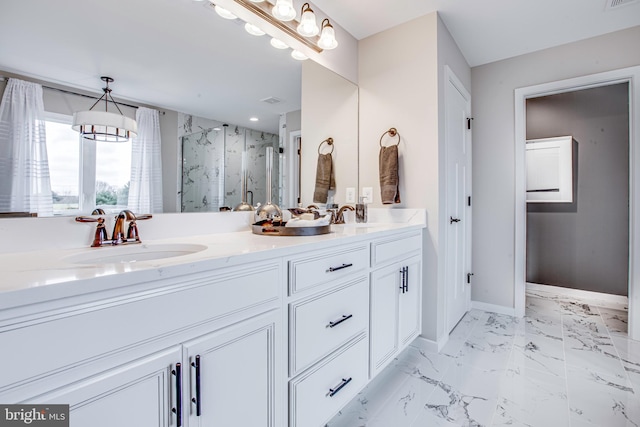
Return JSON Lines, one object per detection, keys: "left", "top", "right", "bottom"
{"left": 181, "top": 128, "right": 224, "bottom": 212}
{"left": 179, "top": 113, "right": 279, "bottom": 212}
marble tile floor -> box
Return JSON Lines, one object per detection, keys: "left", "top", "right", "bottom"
{"left": 327, "top": 286, "right": 640, "bottom": 427}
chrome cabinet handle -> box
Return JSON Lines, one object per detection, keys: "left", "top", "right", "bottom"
{"left": 328, "top": 377, "right": 352, "bottom": 397}
{"left": 172, "top": 363, "right": 183, "bottom": 427}
{"left": 326, "top": 263, "right": 353, "bottom": 273}
{"left": 327, "top": 314, "right": 353, "bottom": 328}
{"left": 191, "top": 355, "right": 201, "bottom": 417}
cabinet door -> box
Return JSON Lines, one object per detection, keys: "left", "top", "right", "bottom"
{"left": 184, "top": 311, "right": 280, "bottom": 427}
{"left": 37, "top": 346, "right": 182, "bottom": 427}
{"left": 369, "top": 263, "right": 400, "bottom": 377}
{"left": 398, "top": 256, "right": 422, "bottom": 348}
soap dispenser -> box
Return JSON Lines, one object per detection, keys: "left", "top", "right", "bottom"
{"left": 355, "top": 197, "right": 367, "bottom": 223}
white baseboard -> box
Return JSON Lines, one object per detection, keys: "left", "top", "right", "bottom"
{"left": 471, "top": 300, "right": 516, "bottom": 317}
{"left": 526, "top": 282, "right": 628, "bottom": 306}
{"left": 413, "top": 334, "right": 448, "bottom": 353}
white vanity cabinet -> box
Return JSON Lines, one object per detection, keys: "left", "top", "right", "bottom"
{"left": 37, "top": 346, "right": 182, "bottom": 427}
{"left": 286, "top": 243, "right": 370, "bottom": 427}
{"left": 369, "top": 232, "right": 422, "bottom": 377}
{"left": 0, "top": 216, "right": 426, "bottom": 427}
{"left": 0, "top": 259, "right": 283, "bottom": 427}
{"left": 184, "top": 310, "right": 280, "bottom": 427}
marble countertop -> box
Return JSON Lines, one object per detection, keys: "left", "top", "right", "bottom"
{"left": 0, "top": 216, "right": 425, "bottom": 312}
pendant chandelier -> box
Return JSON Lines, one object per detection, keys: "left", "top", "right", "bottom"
{"left": 72, "top": 76, "right": 137, "bottom": 142}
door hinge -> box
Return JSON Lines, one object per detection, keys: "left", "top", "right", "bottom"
{"left": 467, "top": 272, "right": 474, "bottom": 284}
{"left": 467, "top": 196, "right": 471, "bottom": 207}
{"left": 467, "top": 117, "right": 474, "bottom": 130}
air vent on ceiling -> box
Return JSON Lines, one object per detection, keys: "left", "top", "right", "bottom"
{"left": 605, "top": 0, "right": 639, "bottom": 10}
{"left": 260, "top": 96, "right": 283, "bottom": 104}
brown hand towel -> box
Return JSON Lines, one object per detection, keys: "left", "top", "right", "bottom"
{"left": 313, "top": 153, "right": 335, "bottom": 203}
{"left": 379, "top": 145, "right": 401, "bottom": 204}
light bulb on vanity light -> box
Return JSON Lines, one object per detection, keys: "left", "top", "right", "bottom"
{"left": 272, "top": 0, "right": 296, "bottom": 21}
{"left": 318, "top": 18, "right": 338, "bottom": 50}
{"left": 244, "top": 23, "right": 265, "bottom": 36}
{"left": 296, "top": 3, "right": 319, "bottom": 37}
{"left": 270, "top": 37, "right": 289, "bottom": 49}
{"left": 214, "top": 5, "right": 237, "bottom": 19}
{"left": 291, "top": 50, "right": 308, "bottom": 61}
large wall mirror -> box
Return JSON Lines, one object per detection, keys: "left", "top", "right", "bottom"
{"left": 0, "top": 0, "right": 358, "bottom": 216}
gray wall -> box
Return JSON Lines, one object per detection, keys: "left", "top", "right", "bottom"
{"left": 526, "top": 83, "right": 629, "bottom": 295}
{"left": 471, "top": 26, "right": 640, "bottom": 308}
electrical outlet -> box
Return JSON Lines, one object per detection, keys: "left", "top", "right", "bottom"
{"left": 362, "top": 187, "right": 373, "bottom": 204}
{"left": 346, "top": 187, "right": 356, "bottom": 204}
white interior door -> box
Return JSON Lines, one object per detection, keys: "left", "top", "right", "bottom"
{"left": 445, "top": 67, "right": 472, "bottom": 333}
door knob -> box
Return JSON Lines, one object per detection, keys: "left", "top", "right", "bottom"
{"left": 450, "top": 216, "right": 461, "bottom": 224}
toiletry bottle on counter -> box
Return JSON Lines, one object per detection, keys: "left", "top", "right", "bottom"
{"left": 356, "top": 197, "right": 367, "bottom": 223}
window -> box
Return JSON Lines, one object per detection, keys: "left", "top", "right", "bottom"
{"left": 45, "top": 113, "right": 132, "bottom": 215}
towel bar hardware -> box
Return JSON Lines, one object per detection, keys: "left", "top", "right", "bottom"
{"left": 379, "top": 127, "right": 401, "bottom": 147}
{"left": 318, "top": 137, "right": 334, "bottom": 154}
{"left": 326, "top": 263, "right": 353, "bottom": 273}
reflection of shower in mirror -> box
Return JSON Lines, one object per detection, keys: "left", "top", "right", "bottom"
{"left": 181, "top": 124, "right": 280, "bottom": 212}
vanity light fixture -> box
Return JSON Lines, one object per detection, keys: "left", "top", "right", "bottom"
{"left": 214, "top": 5, "right": 238, "bottom": 19}
{"left": 271, "top": 0, "right": 296, "bottom": 21}
{"left": 270, "top": 37, "right": 289, "bottom": 49}
{"left": 245, "top": 22, "right": 265, "bottom": 36}
{"left": 205, "top": 0, "right": 339, "bottom": 57}
{"left": 296, "top": 3, "right": 319, "bottom": 37}
{"left": 318, "top": 18, "right": 338, "bottom": 50}
{"left": 290, "top": 50, "right": 308, "bottom": 60}
{"left": 72, "top": 76, "right": 137, "bottom": 143}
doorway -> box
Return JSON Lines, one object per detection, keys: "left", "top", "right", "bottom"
{"left": 525, "top": 84, "right": 629, "bottom": 296}
{"left": 514, "top": 66, "right": 640, "bottom": 341}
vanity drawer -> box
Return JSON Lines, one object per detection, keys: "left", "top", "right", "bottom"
{"left": 289, "top": 277, "right": 368, "bottom": 375}
{"left": 289, "top": 334, "right": 368, "bottom": 427}
{"left": 371, "top": 231, "right": 421, "bottom": 267}
{"left": 288, "top": 244, "right": 368, "bottom": 295}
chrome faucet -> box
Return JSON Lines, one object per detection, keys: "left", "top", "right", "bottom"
{"left": 76, "top": 210, "right": 152, "bottom": 247}
{"left": 334, "top": 205, "right": 355, "bottom": 224}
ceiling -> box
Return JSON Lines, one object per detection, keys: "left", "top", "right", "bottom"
{"left": 1, "top": 0, "right": 639, "bottom": 134}
{"left": 313, "top": 0, "right": 640, "bottom": 67}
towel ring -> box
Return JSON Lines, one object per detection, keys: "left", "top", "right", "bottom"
{"left": 379, "top": 128, "right": 400, "bottom": 147}
{"left": 318, "top": 137, "right": 334, "bottom": 154}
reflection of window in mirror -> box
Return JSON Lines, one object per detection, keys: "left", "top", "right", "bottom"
{"left": 45, "top": 112, "right": 131, "bottom": 215}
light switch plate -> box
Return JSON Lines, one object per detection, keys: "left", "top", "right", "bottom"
{"left": 362, "top": 187, "right": 373, "bottom": 204}
{"left": 346, "top": 187, "right": 356, "bottom": 203}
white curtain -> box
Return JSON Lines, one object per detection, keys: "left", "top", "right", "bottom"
{"left": 0, "top": 78, "right": 53, "bottom": 215}
{"left": 128, "top": 107, "right": 163, "bottom": 213}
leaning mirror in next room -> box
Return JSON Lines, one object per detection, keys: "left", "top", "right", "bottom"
{"left": 0, "top": 0, "right": 358, "bottom": 216}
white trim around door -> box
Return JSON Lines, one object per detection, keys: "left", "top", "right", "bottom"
{"left": 514, "top": 65, "right": 640, "bottom": 341}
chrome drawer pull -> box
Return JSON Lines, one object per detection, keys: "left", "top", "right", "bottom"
{"left": 326, "top": 263, "right": 353, "bottom": 273}
{"left": 327, "top": 314, "right": 353, "bottom": 328}
{"left": 327, "top": 377, "right": 352, "bottom": 397}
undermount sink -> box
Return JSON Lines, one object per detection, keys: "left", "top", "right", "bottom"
{"left": 64, "top": 243, "right": 208, "bottom": 265}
